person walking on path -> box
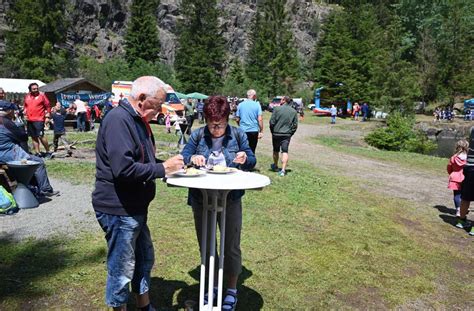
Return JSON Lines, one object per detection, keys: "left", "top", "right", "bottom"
{"left": 51, "top": 102, "right": 72, "bottom": 156}
{"left": 353, "top": 102, "right": 360, "bottom": 121}
{"left": 361, "top": 102, "right": 370, "bottom": 122}
{"left": 447, "top": 140, "right": 468, "bottom": 217}
{"left": 184, "top": 98, "right": 195, "bottom": 135}
{"left": 330, "top": 104, "right": 337, "bottom": 124}
{"left": 24, "top": 83, "right": 52, "bottom": 158}
{"left": 235, "top": 89, "right": 263, "bottom": 155}
{"left": 181, "top": 96, "right": 256, "bottom": 310}
{"left": 269, "top": 96, "right": 298, "bottom": 177}
{"left": 165, "top": 111, "right": 171, "bottom": 134}
{"left": 92, "top": 76, "right": 184, "bottom": 310}
{"left": 456, "top": 126, "right": 474, "bottom": 236}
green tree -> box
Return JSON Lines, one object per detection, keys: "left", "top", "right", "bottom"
{"left": 4, "top": 0, "right": 71, "bottom": 81}
{"left": 124, "top": 0, "right": 161, "bottom": 64}
{"left": 174, "top": 0, "right": 225, "bottom": 94}
{"left": 313, "top": 10, "right": 356, "bottom": 102}
{"left": 370, "top": 17, "right": 420, "bottom": 114}
{"left": 221, "top": 58, "right": 248, "bottom": 97}
{"left": 245, "top": 0, "right": 300, "bottom": 97}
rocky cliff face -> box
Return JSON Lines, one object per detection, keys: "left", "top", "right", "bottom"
{"left": 0, "top": 0, "right": 331, "bottom": 67}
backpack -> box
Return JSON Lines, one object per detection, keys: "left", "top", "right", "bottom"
{"left": 0, "top": 186, "right": 18, "bottom": 215}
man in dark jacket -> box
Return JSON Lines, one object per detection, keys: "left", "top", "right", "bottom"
{"left": 269, "top": 96, "right": 298, "bottom": 176}
{"left": 0, "top": 100, "right": 58, "bottom": 197}
{"left": 92, "top": 76, "right": 184, "bottom": 310}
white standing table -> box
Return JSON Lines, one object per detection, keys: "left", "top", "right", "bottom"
{"left": 166, "top": 170, "right": 270, "bottom": 310}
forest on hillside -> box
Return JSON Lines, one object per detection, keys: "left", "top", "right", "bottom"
{"left": 1, "top": 0, "right": 473, "bottom": 113}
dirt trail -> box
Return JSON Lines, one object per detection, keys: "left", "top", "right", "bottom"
{"left": 258, "top": 120, "right": 451, "bottom": 208}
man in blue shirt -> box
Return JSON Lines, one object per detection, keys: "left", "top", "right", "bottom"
{"left": 235, "top": 89, "right": 263, "bottom": 154}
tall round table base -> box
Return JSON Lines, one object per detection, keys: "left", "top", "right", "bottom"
{"left": 13, "top": 183, "right": 39, "bottom": 209}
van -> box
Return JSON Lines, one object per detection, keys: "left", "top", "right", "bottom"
{"left": 111, "top": 81, "right": 184, "bottom": 124}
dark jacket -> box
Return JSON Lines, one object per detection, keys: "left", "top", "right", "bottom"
{"left": 466, "top": 126, "right": 474, "bottom": 171}
{"left": 92, "top": 100, "right": 165, "bottom": 216}
{"left": 269, "top": 104, "right": 298, "bottom": 136}
{"left": 52, "top": 108, "right": 66, "bottom": 134}
{"left": 181, "top": 125, "right": 256, "bottom": 204}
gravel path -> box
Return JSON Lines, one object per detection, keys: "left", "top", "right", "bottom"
{"left": 258, "top": 120, "right": 452, "bottom": 208}
{"left": 0, "top": 178, "right": 100, "bottom": 241}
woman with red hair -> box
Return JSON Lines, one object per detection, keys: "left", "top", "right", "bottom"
{"left": 181, "top": 95, "right": 256, "bottom": 310}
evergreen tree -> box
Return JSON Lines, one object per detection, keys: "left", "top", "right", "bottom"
{"left": 313, "top": 10, "right": 357, "bottom": 103}
{"left": 415, "top": 28, "right": 438, "bottom": 103}
{"left": 221, "top": 58, "right": 248, "bottom": 97}
{"left": 245, "top": 0, "right": 300, "bottom": 97}
{"left": 124, "top": 0, "right": 161, "bottom": 64}
{"left": 174, "top": 0, "right": 225, "bottom": 94}
{"left": 370, "top": 17, "right": 420, "bottom": 114}
{"left": 4, "top": 0, "right": 71, "bottom": 81}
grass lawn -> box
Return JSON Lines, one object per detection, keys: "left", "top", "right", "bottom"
{"left": 1, "top": 145, "right": 471, "bottom": 309}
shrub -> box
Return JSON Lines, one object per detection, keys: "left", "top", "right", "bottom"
{"left": 365, "top": 112, "right": 436, "bottom": 154}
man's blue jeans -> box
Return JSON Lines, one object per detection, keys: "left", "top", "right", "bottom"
{"left": 76, "top": 112, "right": 86, "bottom": 132}
{"left": 27, "top": 154, "right": 53, "bottom": 193}
{"left": 95, "top": 212, "right": 155, "bottom": 307}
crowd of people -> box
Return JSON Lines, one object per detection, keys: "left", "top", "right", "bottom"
{"left": 433, "top": 106, "right": 455, "bottom": 121}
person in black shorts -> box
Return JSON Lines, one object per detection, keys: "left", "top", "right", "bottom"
{"left": 269, "top": 96, "right": 298, "bottom": 176}
{"left": 457, "top": 126, "right": 474, "bottom": 236}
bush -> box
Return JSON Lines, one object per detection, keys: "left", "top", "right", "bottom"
{"left": 365, "top": 112, "right": 436, "bottom": 154}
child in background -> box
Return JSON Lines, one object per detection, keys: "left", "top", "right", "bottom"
{"left": 175, "top": 117, "right": 181, "bottom": 135}
{"left": 165, "top": 112, "right": 171, "bottom": 134}
{"left": 51, "top": 102, "right": 72, "bottom": 156}
{"left": 447, "top": 139, "right": 468, "bottom": 217}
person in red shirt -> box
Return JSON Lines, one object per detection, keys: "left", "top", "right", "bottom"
{"left": 24, "top": 83, "right": 51, "bottom": 157}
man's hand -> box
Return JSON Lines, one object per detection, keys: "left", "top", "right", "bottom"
{"left": 258, "top": 132, "right": 263, "bottom": 139}
{"left": 191, "top": 155, "right": 206, "bottom": 167}
{"left": 233, "top": 151, "right": 247, "bottom": 164}
{"left": 163, "top": 154, "right": 184, "bottom": 175}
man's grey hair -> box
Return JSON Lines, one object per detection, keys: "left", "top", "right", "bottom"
{"left": 247, "top": 89, "right": 257, "bottom": 98}
{"left": 0, "top": 87, "right": 4, "bottom": 94}
{"left": 130, "top": 76, "right": 167, "bottom": 100}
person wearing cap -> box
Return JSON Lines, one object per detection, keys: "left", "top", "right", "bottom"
{"left": 0, "top": 100, "right": 59, "bottom": 197}
{"left": 24, "top": 83, "right": 52, "bottom": 158}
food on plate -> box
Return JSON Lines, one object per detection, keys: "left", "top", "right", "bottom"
{"left": 184, "top": 167, "right": 201, "bottom": 175}
{"left": 21, "top": 159, "right": 28, "bottom": 165}
{"left": 212, "top": 165, "right": 228, "bottom": 172}
{"left": 211, "top": 165, "right": 237, "bottom": 172}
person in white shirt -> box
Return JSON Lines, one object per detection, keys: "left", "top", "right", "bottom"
{"left": 74, "top": 98, "right": 87, "bottom": 132}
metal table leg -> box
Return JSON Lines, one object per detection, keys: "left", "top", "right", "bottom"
{"left": 199, "top": 189, "right": 229, "bottom": 311}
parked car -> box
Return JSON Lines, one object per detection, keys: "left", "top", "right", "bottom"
{"left": 268, "top": 96, "right": 283, "bottom": 112}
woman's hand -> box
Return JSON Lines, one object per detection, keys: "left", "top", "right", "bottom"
{"left": 233, "top": 151, "right": 247, "bottom": 164}
{"left": 191, "top": 155, "right": 206, "bottom": 167}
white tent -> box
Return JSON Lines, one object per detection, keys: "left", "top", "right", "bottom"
{"left": 0, "top": 78, "right": 45, "bottom": 94}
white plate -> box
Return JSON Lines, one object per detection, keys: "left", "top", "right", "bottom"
{"left": 172, "top": 170, "right": 206, "bottom": 177}
{"left": 205, "top": 167, "right": 239, "bottom": 174}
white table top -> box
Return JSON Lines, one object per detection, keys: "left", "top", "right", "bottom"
{"left": 166, "top": 170, "right": 271, "bottom": 190}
